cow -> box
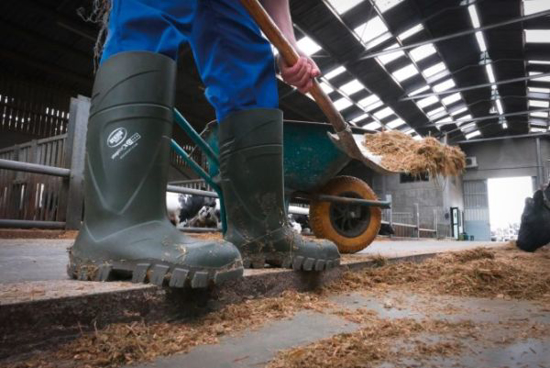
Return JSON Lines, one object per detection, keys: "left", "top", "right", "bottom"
{"left": 516, "top": 182, "right": 550, "bottom": 252}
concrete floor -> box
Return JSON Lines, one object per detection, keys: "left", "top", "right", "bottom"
{"left": 131, "top": 291, "right": 550, "bottom": 368}
{"left": 1, "top": 236, "right": 548, "bottom": 367}
{"left": 0, "top": 237, "right": 500, "bottom": 283}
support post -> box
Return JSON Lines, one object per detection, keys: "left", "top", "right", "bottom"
{"left": 64, "top": 96, "right": 90, "bottom": 230}
{"left": 433, "top": 208, "right": 438, "bottom": 239}
{"left": 535, "top": 137, "right": 544, "bottom": 188}
{"left": 415, "top": 203, "right": 420, "bottom": 239}
{"left": 387, "top": 194, "right": 393, "bottom": 238}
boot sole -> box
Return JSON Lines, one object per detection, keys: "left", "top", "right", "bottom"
{"left": 243, "top": 255, "right": 340, "bottom": 271}
{"left": 68, "top": 257, "right": 244, "bottom": 289}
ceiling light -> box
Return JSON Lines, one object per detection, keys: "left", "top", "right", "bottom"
{"left": 374, "top": 0, "right": 404, "bottom": 13}
{"left": 373, "top": 106, "right": 395, "bottom": 119}
{"left": 354, "top": 16, "right": 388, "bottom": 43}
{"left": 417, "top": 95, "right": 439, "bottom": 108}
{"left": 333, "top": 98, "right": 353, "bottom": 111}
{"left": 475, "top": 32, "right": 487, "bottom": 52}
{"left": 465, "top": 130, "right": 481, "bottom": 139}
{"left": 339, "top": 79, "right": 365, "bottom": 95}
{"left": 377, "top": 43, "right": 406, "bottom": 65}
{"left": 327, "top": 0, "right": 363, "bottom": 14}
{"left": 496, "top": 99, "right": 504, "bottom": 114}
{"left": 324, "top": 66, "right": 346, "bottom": 80}
{"left": 525, "top": 30, "right": 550, "bottom": 43}
{"left": 365, "top": 121, "right": 382, "bottom": 130}
{"left": 468, "top": 5, "right": 481, "bottom": 28}
{"left": 423, "top": 62, "right": 446, "bottom": 78}
{"left": 408, "top": 85, "right": 430, "bottom": 96}
{"left": 398, "top": 24, "right": 423, "bottom": 41}
{"left": 502, "top": 122, "right": 508, "bottom": 129}
{"left": 442, "top": 92, "right": 461, "bottom": 105}
{"left": 386, "top": 118, "right": 406, "bottom": 128}
{"left": 393, "top": 64, "right": 419, "bottom": 82}
{"left": 433, "top": 79, "right": 456, "bottom": 92}
{"left": 297, "top": 37, "right": 322, "bottom": 56}
{"left": 409, "top": 44, "right": 437, "bottom": 62}
{"left": 530, "top": 100, "right": 550, "bottom": 108}
{"left": 485, "top": 63, "right": 496, "bottom": 83}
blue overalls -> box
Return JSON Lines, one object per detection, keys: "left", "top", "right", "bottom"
{"left": 102, "top": 0, "right": 279, "bottom": 122}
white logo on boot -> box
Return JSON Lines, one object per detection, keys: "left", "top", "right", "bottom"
{"left": 107, "top": 127, "right": 128, "bottom": 148}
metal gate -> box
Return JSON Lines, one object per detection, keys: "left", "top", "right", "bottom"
{"left": 463, "top": 180, "right": 491, "bottom": 241}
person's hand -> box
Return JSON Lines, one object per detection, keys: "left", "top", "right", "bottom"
{"left": 277, "top": 52, "right": 320, "bottom": 94}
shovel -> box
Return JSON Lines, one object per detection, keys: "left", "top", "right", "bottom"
{"left": 239, "top": 0, "right": 394, "bottom": 174}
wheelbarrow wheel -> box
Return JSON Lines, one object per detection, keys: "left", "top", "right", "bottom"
{"left": 310, "top": 176, "right": 382, "bottom": 254}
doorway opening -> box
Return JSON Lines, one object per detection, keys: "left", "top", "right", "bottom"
{"left": 487, "top": 176, "right": 532, "bottom": 242}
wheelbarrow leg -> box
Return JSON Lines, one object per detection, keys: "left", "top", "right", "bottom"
{"left": 217, "top": 108, "right": 340, "bottom": 271}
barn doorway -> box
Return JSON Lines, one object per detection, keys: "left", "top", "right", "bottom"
{"left": 487, "top": 176, "right": 533, "bottom": 242}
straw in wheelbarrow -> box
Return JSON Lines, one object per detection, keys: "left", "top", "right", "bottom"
{"left": 362, "top": 131, "right": 466, "bottom": 177}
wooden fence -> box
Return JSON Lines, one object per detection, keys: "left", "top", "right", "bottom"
{"left": 0, "top": 135, "right": 68, "bottom": 222}
{"left": 0, "top": 76, "right": 71, "bottom": 138}
{"left": 0, "top": 94, "right": 207, "bottom": 228}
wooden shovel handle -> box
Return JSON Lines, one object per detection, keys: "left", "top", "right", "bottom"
{"left": 240, "top": 0, "right": 349, "bottom": 133}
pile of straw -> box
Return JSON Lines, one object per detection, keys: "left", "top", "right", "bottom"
{"left": 363, "top": 131, "right": 466, "bottom": 176}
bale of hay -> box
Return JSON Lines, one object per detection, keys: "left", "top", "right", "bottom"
{"left": 363, "top": 131, "right": 466, "bottom": 177}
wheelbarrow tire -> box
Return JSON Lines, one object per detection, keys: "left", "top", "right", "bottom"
{"left": 310, "top": 176, "right": 382, "bottom": 254}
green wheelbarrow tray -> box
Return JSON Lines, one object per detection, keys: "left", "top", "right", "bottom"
{"left": 171, "top": 110, "right": 391, "bottom": 253}
{"left": 202, "top": 119, "right": 394, "bottom": 194}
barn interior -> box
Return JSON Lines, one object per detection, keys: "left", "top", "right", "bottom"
{"left": 1, "top": 0, "right": 549, "bottom": 367}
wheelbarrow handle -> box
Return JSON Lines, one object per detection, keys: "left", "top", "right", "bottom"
{"left": 240, "top": 0, "right": 348, "bottom": 134}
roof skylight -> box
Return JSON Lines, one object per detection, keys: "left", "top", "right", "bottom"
{"left": 441, "top": 92, "right": 461, "bottom": 105}
{"left": 523, "top": 0, "right": 550, "bottom": 15}
{"left": 417, "top": 95, "right": 439, "bottom": 108}
{"left": 320, "top": 82, "right": 334, "bottom": 94}
{"left": 530, "top": 127, "right": 547, "bottom": 133}
{"left": 350, "top": 113, "right": 369, "bottom": 123}
{"left": 333, "top": 98, "right": 353, "bottom": 111}
{"left": 373, "top": 106, "right": 395, "bottom": 119}
{"left": 354, "top": 16, "right": 388, "bottom": 43}
{"left": 433, "top": 79, "right": 456, "bottom": 92}
{"left": 324, "top": 66, "right": 346, "bottom": 80}
{"left": 398, "top": 24, "right": 423, "bottom": 41}
{"left": 339, "top": 79, "right": 365, "bottom": 95}
{"left": 465, "top": 130, "right": 481, "bottom": 139}
{"left": 423, "top": 62, "right": 446, "bottom": 78}
{"left": 377, "top": 44, "right": 406, "bottom": 65}
{"left": 386, "top": 118, "right": 406, "bottom": 129}
{"left": 327, "top": 0, "right": 363, "bottom": 14}
{"left": 529, "top": 86, "right": 550, "bottom": 93}
{"left": 427, "top": 106, "right": 446, "bottom": 117}
{"left": 409, "top": 44, "right": 436, "bottom": 62}
{"left": 529, "top": 100, "right": 550, "bottom": 108}
{"left": 392, "top": 64, "right": 419, "bottom": 82}
{"left": 450, "top": 107, "right": 468, "bottom": 116}
{"left": 297, "top": 37, "right": 322, "bottom": 56}
{"left": 408, "top": 85, "right": 430, "bottom": 96}
{"left": 525, "top": 30, "right": 550, "bottom": 43}
{"left": 358, "top": 94, "right": 381, "bottom": 109}
{"left": 374, "top": 0, "right": 404, "bottom": 13}
{"left": 364, "top": 121, "right": 382, "bottom": 130}
{"left": 530, "top": 111, "right": 549, "bottom": 118}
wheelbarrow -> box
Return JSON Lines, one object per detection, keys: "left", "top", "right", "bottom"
{"left": 170, "top": 110, "right": 392, "bottom": 254}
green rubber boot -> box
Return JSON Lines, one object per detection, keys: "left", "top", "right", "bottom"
{"left": 218, "top": 109, "right": 341, "bottom": 271}
{"left": 68, "top": 51, "right": 243, "bottom": 288}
